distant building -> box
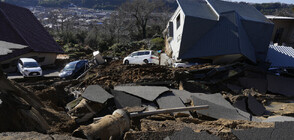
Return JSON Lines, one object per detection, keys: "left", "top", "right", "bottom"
{"left": 266, "top": 15, "right": 294, "bottom": 47}
{"left": 164, "top": 0, "right": 274, "bottom": 64}
{"left": 0, "top": 2, "right": 63, "bottom": 72}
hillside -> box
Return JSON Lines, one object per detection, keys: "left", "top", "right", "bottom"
{"left": 3, "top": 0, "right": 294, "bottom": 16}
{"left": 3, "top": 0, "right": 176, "bottom": 9}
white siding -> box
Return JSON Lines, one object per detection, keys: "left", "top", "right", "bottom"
{"left": 168, "top": 7, "right": 185, "bottom": 61}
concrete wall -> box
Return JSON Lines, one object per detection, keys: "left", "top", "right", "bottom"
{"left": 165, "top": 6, "right": 185, "bottom": 61}
{"left": 0, "top": 52, "right": 57, "bottom": 72}
{"left": 270, "top": 19, "right": 294, "bottom": 46}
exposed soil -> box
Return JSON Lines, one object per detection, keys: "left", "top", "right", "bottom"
{"left": 2, "top": 60, "right": 294, "bottom": 139}
{"left": 125, "top": 114, "right": 274, "bottom": 140}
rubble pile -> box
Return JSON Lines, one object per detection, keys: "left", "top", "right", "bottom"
{"left": 1, "top": 60, "right": 294, "bottom": 139}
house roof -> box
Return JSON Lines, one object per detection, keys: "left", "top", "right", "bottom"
{"left": 175, "top": 0, "right": 274, "bottom": 63}
{"left": 266, "top": 15, "right": 294, "bottom": 20}
{"left": 266, "top": 45, "right": 294, "bottom": 68}
{"left": 0, "top": 41, "right": 28, "bottom": 56}
{"left": 207, "top": 0, "right": 272, "bottom": 24}
{"left": 0, "top": 2, "right": 63, "bottom": 55}
{"left": 177, "top": 0, "right": 218, "bottom": 20}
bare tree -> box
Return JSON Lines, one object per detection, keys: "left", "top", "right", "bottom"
{"left": 118, "top": 0, "right": 164, "bottom": 39}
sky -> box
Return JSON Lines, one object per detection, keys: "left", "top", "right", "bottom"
{"left": 228, "top": 0, "right": 294, "bottom": 4}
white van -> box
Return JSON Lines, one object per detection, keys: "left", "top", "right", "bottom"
{"left": 123, "top": 50, "right": 159, "bottom": 65}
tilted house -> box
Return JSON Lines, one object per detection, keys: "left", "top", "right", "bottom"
{"left": 0, "top": 2, "right": 63, "bottom": 72}
{"left": 164, "top": 0, "right": 274, "bottom": 64}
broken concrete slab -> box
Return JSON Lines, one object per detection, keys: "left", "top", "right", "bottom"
{"left": 270, "top": 122, "right": 294, "bottom": 140}
{"left": 247, "top": 94, "right": 266, "bottom": 116}
{"left": 164, "top": 127, "right": 220, "bottom": 140}
{"left": 170, "top": 89, "right": 192, "bottom": 104}
{"left": 191, "top": 93, "right": 257, "bottom": 121}
{"left": 233, "top": 98, "right": 247, "bottom": 112}
{"left": 156, "top": 91, "right": 190, "bottom": 117}
{"left": 233, "top": 122, "right": 294, "bottom": 140}
{"left": 110, "top": 89, "right": 141, "bottom": 109}
{"left": 236, "top": 108, "right": 261, "bottom": 122}
{"left": 267, "top": 75, "right": 294, "bottom": 97}
{"left": 233, "top": 127, "right": 274, "bottom": 140}
{"left": 263, "top": 116, "right": 294, "bottom": 122}
{"left": 239, "top": 77, "right": 267, "bottom": 93}
{"left": 82, "top": 85, "right": 113, "bottom": 104}
{"left": 114, "top": 86, "right": 169, "bottom": 101}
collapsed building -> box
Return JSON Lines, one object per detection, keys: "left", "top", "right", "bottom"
{"left": 164, "top": 0, "right": 274, "bottom": 64}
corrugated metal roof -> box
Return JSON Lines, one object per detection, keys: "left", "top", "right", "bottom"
{"left": 266, "top": 15, "right": 294, "bottom": 20}
{"left": 266, "top": 45, "right": 294, "bottom": 68}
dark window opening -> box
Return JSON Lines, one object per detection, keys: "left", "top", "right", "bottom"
{"left": 168, "top": 22, "right": 174, "bottom": 37}
{"left": 274, "top": 28, "right": 284, "bottom": 45}
{"left": 1, "top": 63, "right": 10, "bottom": 69}
{"left": 176, "top": 14, "right": 181, "bottom": 29}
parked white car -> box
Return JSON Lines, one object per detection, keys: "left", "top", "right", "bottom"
{"left": 17, "top": 58, "right": 42, "bottom": 77}
{"left": 123, "top": 50, "right": 159, "bottom": 65}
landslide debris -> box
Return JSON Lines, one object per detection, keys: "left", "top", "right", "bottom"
{"left": 0, "top": 68, "right": 77, "bottom": 134}
{"left": 3, "top": 60, "right": 294, "bottom": 140}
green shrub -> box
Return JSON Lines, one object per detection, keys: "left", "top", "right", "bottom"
{"left": 150, "top": 37, "right": 164, "bottom": 51}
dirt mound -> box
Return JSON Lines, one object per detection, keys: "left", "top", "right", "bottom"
{"left": 81, "top": 60, "right": 220, "bottom": 89}
{"left": 82, "top": 60, "right": 177, "bottom": 88}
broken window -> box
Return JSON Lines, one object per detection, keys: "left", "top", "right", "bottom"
{"left": 176, "top": 14, "right": 181, "bottom": 29}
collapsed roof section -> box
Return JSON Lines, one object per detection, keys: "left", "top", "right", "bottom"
{"left": 176, "top": 0, "right": 274, "bottom": 63}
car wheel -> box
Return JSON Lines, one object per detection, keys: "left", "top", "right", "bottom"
{"left": 124, "top": 60, "right": 129, "bottom": 65}
{"left": 143, "top": 59, "right": 149, "bottom": 64}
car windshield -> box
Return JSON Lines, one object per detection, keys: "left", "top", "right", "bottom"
{"left": 23, "top": 62, "right": 39, "bottom": 68}
{"left": 64, "top": 63, "right": 76, "bottom": 71}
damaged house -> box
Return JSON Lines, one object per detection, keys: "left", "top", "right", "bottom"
{"left": 266, "top": 15, "right": 294, "bottom": 47}
{"left": 164, "top": 0, "right": 274, "bottom": 64}
{"left": 0, "top": 2, "right": 63, "bottom": 72}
